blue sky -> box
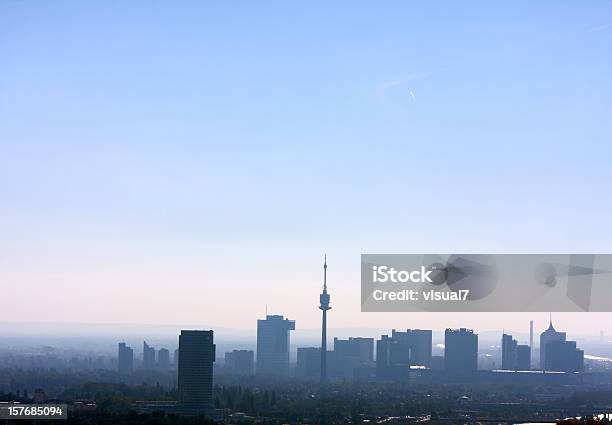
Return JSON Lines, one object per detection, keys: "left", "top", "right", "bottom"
{"left": 1, "top": 1, "right": 612, "bottom": 333}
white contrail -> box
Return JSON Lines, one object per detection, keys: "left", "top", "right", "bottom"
{"left": 377, "top": 73, "right": 427, "bottom": 103}
{"left": 410, "top": 90, "right": 416, "bottom": 101}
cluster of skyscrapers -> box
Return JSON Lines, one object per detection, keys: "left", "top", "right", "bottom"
{"left": 376, "top": 329, "right": 433, "bottom": 379}
{"left": 538, "top": 318, "right": 584, "bottom": 372}
{"left": 499, "top": 317, "right": 583, "bottom": 373}
{"left": 501, "top": 333, "right": 531, "bottom": 371}
{"left": 114, "top": 258, "right": 586, "bottom": 416}
{"left": 117, "top": 341, "right": 178, "bottom": 374}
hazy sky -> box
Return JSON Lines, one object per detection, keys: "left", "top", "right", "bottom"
{"left": 1, "top": 1, "right": 612, "bottom": 336}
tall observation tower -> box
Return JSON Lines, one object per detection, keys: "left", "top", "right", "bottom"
{"left": 319, "top": 255, "right": 331, "bottom": 383}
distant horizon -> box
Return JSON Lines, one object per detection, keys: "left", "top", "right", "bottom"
{"left": 0, "top": 318, "right": 608, "bottom": 341}
{"left": 2, "top": 4, "right": 612, "bottom": 423}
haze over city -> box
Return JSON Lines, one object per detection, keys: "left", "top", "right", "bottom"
{"left": 3, "top": 2, "right": 612, "bottom": 424}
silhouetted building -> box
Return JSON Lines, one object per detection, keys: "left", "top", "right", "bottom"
{"left": 540, "top": 317, "right": 566, "bottom": 370}
{"left": 174, "top": 349, "right": 179, "bottom": 366}
{"left": 178, "top": 330, "right": 215, "bottom": 415}
{"left": 444, "top": 328, "right": 478, "bottom": 372}
{"left": 376, "top": 334, "right": 395, "bottom": 378}
{"left": 392, "top": 329, "right": 432, "bottom": 367}
{"left": 545, "top": 340, "right": 584, "bottom": 372}
{"left": 501, "top": 333, "right": 518, "bottom": 370}
{"left": 376, "top": 329, "right": 432, "bottom": 380}
{"left": 296, "top": 347, "right": 321, "bottom": 379}
{"left": 332, "top": 337, "right": 374, "bottom": 379}
{"left": 517, "top": 344, "right": 531, "bottom": 370}
{"left": 224, "top": 350, "right": 254, "bottom": 375}
{"left": 256, "top": 315, "right": 295, "bottom": 376}
{"left": 334, "top": 337, "right": 374, "bottom": 363}
{"left": 118, "top": 342, "right": 134, "bottom": 374}
{"left": 319, "top": 256, "right": 331, "bottom": 383}
{"left": 143, "top": 341, "right": 156, "bottom": 369}
{"left": 158, "top": 348, "right": 170, "bottom": 370}
{"left": 502, "top": 333, "right": 531, "bottom": 371}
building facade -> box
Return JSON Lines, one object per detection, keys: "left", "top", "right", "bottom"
{"left": 501, "top": 333, "right": 518, "bottom": 370}
{"left": 545, "top": 340, "right": 584, "bottom": 372}
{"left": 224, "top": 350, "right": 254, "bottom": 375}
{"left": 376, "top": 329, "right": 433, "bottom": 380}
{"left": 118, "top": 342, "right": 134, "bottom": 374}
{"left": 296, "top": 347, "right": 322, "bottom": 379}
{"left": 256, "top": 315, "right": 295, "bottom": 376}
{"left": 539, "top": 319, "right": 567, "bottom": 370}
{"left": 444, "top": 328, "right": 478, "bottom": 372}
{"left": 178, "top": 330, "right": 215, "bottom": 414}
{"left": 143, "top": 341, "right": 156, "bottom": 369}
{"left": 516, "top": 344, "right": 531, "bottom": 370}
{"left": 158, "top": 348, "right": 170, "bottom": 370}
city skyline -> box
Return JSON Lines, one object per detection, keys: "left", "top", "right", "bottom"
{"left": 2, "top": 1, "right": 612, "bottom": 422}
{"left": 117, "top": 316, "right": 583, "bottom": 375}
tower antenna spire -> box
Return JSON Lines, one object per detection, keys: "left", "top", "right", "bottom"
{"left": 323, "top": 254, "right": 328, "bottom": 291}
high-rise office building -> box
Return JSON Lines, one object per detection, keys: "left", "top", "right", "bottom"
{"left": 444, "top": 328, "right": 478, "bottom": 372}
{"left": 158, "top": 348, "right": 170, "bottom": 370}
{"left": 256, "top": 315, "right": 295, "bottom": 376}
{"left": 174, "top": 348, "right": 179, "bottom": 366}
{"left": 501, "top": 333, "right": 518, "bottom": 370}
{"left": 118, "top": 342, "right": 134, "bottom": 374}
{"left": 545, "top": 340, "right": 584, "bottom": 372}
{"left": 332, "top": 337, "right": 374, "bottom": 379}
{"left": 539, "top": 316, "right": 566, "bottom": 370}
{"left": 319, "top": 256, "right": 331, "bottom": 383}
{"left": 376, "top": 330, "right": 432, "bottom": 368}
{"left": 501, "top": 333, "right": 530, "bottom": 371}
{"left": 376, "top": 334, "right": 393, "bottom": 379}
{"left": 178, "top": 330, "right": 215, "bottom": 415}
{"left": 334, "top": 337, "right": 374, "bottom": 364}
{"left": 376, "top": 329, "right": 433, "bottom": 379}
{"left": 224, "top": 350, "right": 254, "bottom": 376}
{"left": 143, "top": 341, "right": 156, "bottom": 369}
{"left": 392, "top": 329, "right": 432, "bottom": 367}
{"left": 517, "top": 344, "right": 531, "bottom": 370}
{"left": 296, "top": 347, "right": 322, "bottom": 379}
